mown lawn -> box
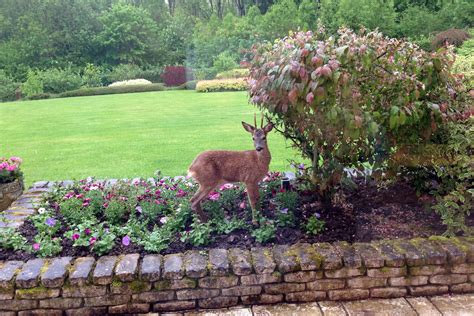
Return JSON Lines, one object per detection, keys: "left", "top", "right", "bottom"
{"left": 1, "top": 91, "right": 299, "bottom": 187}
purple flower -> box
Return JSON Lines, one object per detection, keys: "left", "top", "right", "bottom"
{"left": 122, "top": 236, "right": 131, "bottom": 246}
{"left": 72, "top": 233, "right": 80, "bottom": 240}
{"left": 32, "top": 243, "right": 40, "bottom": 251}
{"left": 176, "top": 189, "right": 187, "bottom": 197}
{"left": 208, "top": 192, "right": 220, "bottom": 201}
{"left": 280, "top": 208, "right": 289, "bottom": 214}
{"left": 45, "top": 218, "right": 56, "bottom": 227}
{"left": 315, "top": 212, "right": 321, "bottom": 219}
{"left": 298, "top": 163, "right": 305, "bottom": 170}
{"left": 84, "top": 228, "right": 91, "bottom": 235}
{"left": 136, "top": 206, "right": 143, "bottom": 213}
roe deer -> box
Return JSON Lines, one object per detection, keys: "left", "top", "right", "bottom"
{"left": 187, "top": 115, "right": 273, "bottom": 225}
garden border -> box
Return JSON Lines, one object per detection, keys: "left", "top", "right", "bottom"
{"left": 0, "top": 181, "right": 473, "bottom": 314}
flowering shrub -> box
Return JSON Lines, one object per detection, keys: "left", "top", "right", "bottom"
{"left": 196, "top": 78, "right": 248, "bottom": 92}
{"left": 108, "top": 79, "right": 152, "bottom": 87}
{"left": 0, "top": 157, "right": 23, "bottom": 184}
{"left": 161, "top": 66, "right": 191, "bottom": 86}
{"left": 249, "top": 26, "right": 469, "bottom": 197}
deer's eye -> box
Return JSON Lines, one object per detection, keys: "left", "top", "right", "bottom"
{"left": 252, "top": 137, "right": 255, "bottom": 140}
{"left": 262, "top": 137, "right": 266, "bottom": 140}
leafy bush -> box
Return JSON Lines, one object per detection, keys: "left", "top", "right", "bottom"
{"left": 304, "top": 214, "right": 325, "bottom": 235}
{"left": 453, "top": 55, "right": 474, "bottom": 88}
{"left": 37, "top": 67, "right": 83, "bottom": 94}
{"left": 161, "top": 66, "right": 191, "bottom": 86}
{"left": 81, "top": 63, "right": 103, "bottom": 88}
{"left": 457, "top": 37, "right": 474, "bottom": 56}
{"left": 0, "top": 70, "right": 19, "bottom": 101}
{"left": 22, "top": 70, "right": 44, "bottom": 97}
{"left": 432, "top": 29, "right": 471, "bottom": 50}
{"left": 193, "top": 68, "right": 217, "bottom": 80}
{"left": 196, "top": 78, "right": 247, "bottom": 92}
{"left": 24, "top": 93, "right": 52, "bottom": 100}
{"left": 215, "top": 68, "right": 250, "bottom": 79}
{"left": 138, "top": 66, "right": 163, "bottom": 83}
{"left": 249, "top": 27, "right": 467, "bottom": 198}
{"left": 212, "top": 52, "right": 239, "bottom": 74}
{"left": 59, "top": 83, "right": 165, "bottom": 98}
{"left": 105, "top": 64, "right": 142, "bottom": 84}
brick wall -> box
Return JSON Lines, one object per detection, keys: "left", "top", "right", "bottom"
{"left": 0, "top": 237, "right": 473, "bottom": 314}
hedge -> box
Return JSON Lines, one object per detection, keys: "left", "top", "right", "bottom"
{"left": 195, "top": 78, "right": 247, "bottom": 92}
{"left": 58, "top": 83, "right": 165, "bottom": 98}
{"left": 215, "top": 68, "right": 249, "bottom": 79}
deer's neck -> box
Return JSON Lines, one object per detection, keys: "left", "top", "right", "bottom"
{"left": 257, "top": 144, "right": 271, "bottom": 168}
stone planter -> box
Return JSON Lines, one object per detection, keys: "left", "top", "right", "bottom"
{"left": 0, "top": 178, "right": 24, "bottom": 211}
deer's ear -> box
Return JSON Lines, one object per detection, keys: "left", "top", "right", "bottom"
{"left": 242, "top": 121, "right": 255, "bottom": 133}
{"left": 263, "top": 122, "right": 274, "bottom": 133}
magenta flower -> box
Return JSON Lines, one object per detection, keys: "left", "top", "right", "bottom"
{"left": 239, "top": 201, "right": 246, "bottom": 209}
{"left": 45, "top": 218, "right": 56, "bottom": 227}
{"left": 89, "top": 237, "right": 97, "bottom": 245}
{"left": 76, "top": 194, "right": 84, "bottom": 199}
{"left": 9, "top": 156, "right": 22, "bottom": 163}
{"left": 33, "top": 243, "right": 40, "bottom": 251}
{"left": 103, "top": 202, "right": 109, "bottom": 208}
{"left": 219, "top": 183, "right": 234, "bottom": 191}
{"left": 176, "top": 189, "right": 187, "bottom": 197}
{"left": 72, "top": 233, "right": 80, "bottom": 240}
{"left": 122, "top": 236, "right": 131, "bottom": 246}
{"left": 208, "top": 192, "right": 220, "bottom": 201}
{"left": 0, "top": 162, "right": 7, "bottom": 170}
{"left": 6, "top": 164, "right": 16, "bottom": 171}
{"left": 84, "top": 228, "right": 91, "bottom": 235}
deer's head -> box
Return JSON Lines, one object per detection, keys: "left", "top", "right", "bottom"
{"left": 242, "top": 114, "right": 274, "bottom": 152}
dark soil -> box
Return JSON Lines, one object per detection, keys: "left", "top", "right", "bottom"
{"left": 2, "top": 180, "right": 469, "bottom": 261}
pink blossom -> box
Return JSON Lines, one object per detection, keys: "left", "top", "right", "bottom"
{"left": 89, "top": 237, "right": 97, "bottom": 245}
{"left": 72, "top": 233, "right": 80, "bottom": 240}
{"left": 160, "top": 217, "right": 168, "bottom": 224}
{"left": 32, "top": 243, "right": 40, "bottom": 251}
{"left": 208, "top": 192, "right": 221, "bottom": 201}
{"left": 76, "top": 194, "right": 84, "bottom": 199}
{"left": 6, "top": 164, "right": 16, "bottom": 171}
{"left": 176, "top": 189, "right": 187, "bottom": 197}
{"left": 84, "top": 228, "right": 91, "bottom": 235}
{"left": 103, "top": 202, "right": 109, "bottom": 208}
{"left": 9, "top": 157, "right": 22, "bottom": 163}
{"left": 239, "top": 201, "right": 247, "bottom": 209}
{"left": 219, "top": 183, "right": 234, "bottom": 191}
{"left": 0, "top": 162, "right": 7, "bottom": 170}
{"left": 306, "top": 92, "right": 314, "bottom": 104}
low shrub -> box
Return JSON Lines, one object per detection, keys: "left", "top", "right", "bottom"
{"left": 138, "top": 66, "right": 163, "bottom": 83}
{"left": 0, "top": 70, "right": 19, "bottom": 101}
{"left": 22, "top": 70, "right": 44, "bottom": 97}
{"left": 24, "top": 93, "right": 53, "bottom": 100}
{"left": 58, "top": 83, "right": 165, "bottom": 98}
{"left": 212, "top": 52, "right": 238, "bottom": 73}
{"left": 38, "top": 67, "right": 83, "bottom": 94}
{"left": 215, "top": 68, "right": 250, "bottom": 79}
{"left": 161, "top": 66, "right": 191, "bottom": 86}
{"left": 108, "top": 79, "right": 152, "bottom": 87}
{"left": 81, "top": 63, "right": 104, "bottom": 88}
{"left": 193, "top": 68, "right": 217, "bottom": 80}
{"left": 432, "top": 29, "right": 471, "bottom": 50}
{"left": 0, "top": 156, "right": 23, "bottom": 184}
{"left": 453, "top": 55, "right": 474, "bottom": 88}
{"left": 196, "top": 78, "right": 247, "bottom": 92}
{"left": 184, "top": 80, "right": 197, "bottom": 90}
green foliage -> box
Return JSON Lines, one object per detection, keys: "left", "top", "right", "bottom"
{"left": 140, "top": 225, "right": 174, "bottom": 252}
{"left": 196, "top": 78, "right": 247, "bottom": 92}
{"left": 31, "top": 235, "right": 62, "bottom": 257}
{"left": 104, "top": 200, "right": 128, "bottom": 225}
{"left": 0, "top": 228, "right": 28, "bottom": 251}
{"left": 105, "top": 64, "right": 142, "bottom": 84}
{"left": 0, "top": 70, "right": 18, "bottom": 101}
{"left": 22, "top": 70, "right": 44, "bottom": 97}
{"left": 180, "top": 219, "right": 213, "bottom": 246}
{"left": 453, "top": 54, "right": 474, "bottom": 88}
{"left": 250, "top": 27, "right": 467, "bottom": 197}
{"left": 213, "top": 216, "right": 249, "bottom": 234}
{"left": 215, "top": 68, "right": 249, "bottom": 79}
{"left": 61, "top": 198, "right": 96, "bottom": 225}
{"left": 37, "top": 67, "right": 83, "bottom": 94}
{"left": 304, "top": 215, "right": 326, "bottom": 235}
{"left": 193, "top": 68, "right": 217, "bottom": 80}
{"left": 251, "top": 217, "right": 276, "bottom": 243}
{"left": 212, "top": 52, "right": 238, "bottom": 74}
{"left": 82, "top": 63, "right": 103, "bottom": 88}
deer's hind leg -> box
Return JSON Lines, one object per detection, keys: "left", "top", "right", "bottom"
{"left": 190, "top": 182, "right": 216, "bottom": 222}
{"left": 245, "top": 182, "right": 260, "bottom": 226}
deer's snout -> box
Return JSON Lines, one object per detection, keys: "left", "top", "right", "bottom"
{"left": 256, "top": 147, "right": 264, "bottom": 152}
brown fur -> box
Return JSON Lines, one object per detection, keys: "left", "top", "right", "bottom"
{"left": 187, "top": 122, "right": 273, "bottom": 224}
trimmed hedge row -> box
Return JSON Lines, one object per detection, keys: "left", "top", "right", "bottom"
{"left": 215, "top": 68, "right": 249, "bottom": 79}
{"left": 58, "top": 83, "right": 166, "bottom": 98}
{"left": 196, "top": 78, "right": 247, "bottom": 92}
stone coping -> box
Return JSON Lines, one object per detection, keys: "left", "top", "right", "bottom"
{"left": 0, "top": 180, "right": 473, "bottom": 314}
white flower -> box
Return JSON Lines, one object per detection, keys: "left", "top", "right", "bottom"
{"left": 108, "top": 79, "right": 152, "bottom": 87}
{"left": 160, "top": 217, "right": 168, "bottom": 224}
{"left": 37, "top": 208, "right": 46, "bottom": 214}
{"left": 89, "top": 185, "right": 99, "bottom": 191}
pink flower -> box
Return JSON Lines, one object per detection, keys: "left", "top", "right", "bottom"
{"left": 72, "top": 233, "right": 80, "bottom": 240}
{"left": 76, "top": 194, "right": 84, "bottom": 199}
{"left": 6, "top": 164, "right": 16, "bottom": 171}
{"left": 208, "top": 192, "right": 220, "bottom": 201}
{"left": 160, "top": 217, "right": 168, "bottom": 224}
{"left": 32, "top": 243, "right": 40, "bottom": 251}
{"left": 0, "top": 162, "right": 7, "bottom": 170}
{"left": 122, "top": 236, "right": 131, "bottom": 246}
{"left": 176, "top": 189, "right": 187, "bottom": 197}
{"left": 219, "top": 183, "right": 234, "bottom": 191}
{"left": 89, "top": 237, "right": 97, "bottom": 246}
{"left": 9, "top": 157, "right": 22, "bottom": 163}
{"left": 306, "top": 92, "right": 314, "bottom": 104}
{"left": 239, "top": 201, "right": 246, "bottom": 209}
{"left": 84, "top": 228, "right": 91, "bottom": 235}
{"left": 103, "top": 202, "right": 109, "bottom": 208}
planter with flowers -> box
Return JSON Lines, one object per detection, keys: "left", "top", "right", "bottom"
{"left": 0, "top": 156, "right": 24, "bottom": 211}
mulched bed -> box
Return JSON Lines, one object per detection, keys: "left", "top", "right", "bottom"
{"left": 2, "top": 179, "right": 465, "bottom": 261}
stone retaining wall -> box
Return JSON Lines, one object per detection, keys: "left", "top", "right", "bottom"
{"left": 0, "top": 237, "right": 473, "bottom": 315}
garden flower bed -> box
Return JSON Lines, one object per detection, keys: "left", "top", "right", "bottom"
{"left": 0, "top": 172, "right": 456, "bottom": 261}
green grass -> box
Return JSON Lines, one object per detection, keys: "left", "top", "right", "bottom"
{"left": 1, "top": 90, "right": 299, "bottom": 188}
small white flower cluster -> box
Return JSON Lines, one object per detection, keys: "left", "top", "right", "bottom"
{"left": 108, "top": 79, "right": 152, "bottom": 87}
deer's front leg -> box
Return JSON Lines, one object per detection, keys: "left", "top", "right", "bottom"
{"left": 246, "top": 182, "right": 260, "bottom": 226}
